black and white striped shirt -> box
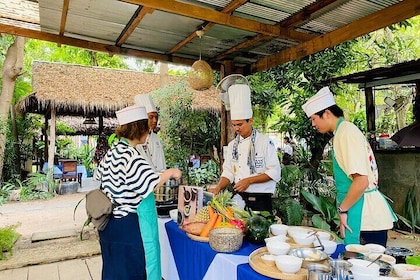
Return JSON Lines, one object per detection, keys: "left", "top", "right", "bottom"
{"left": 96, "top": 140, "right": 160, "bottom": 218}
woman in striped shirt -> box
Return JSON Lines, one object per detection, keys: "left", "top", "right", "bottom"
{"left": 96, "top": 105, "right": 181, "bottom": 280}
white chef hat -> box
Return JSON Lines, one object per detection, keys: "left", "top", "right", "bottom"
{"left": 116, "top": 105, "right": 147, "bottom": 125}
{"left": 228, "top": 84, "right": 253, "bottom": 120}
{"left": 302, "top": 86, "right": 336, "bottom": 117}
{"left": 134, "top": 94, "right": 157, "bottom": 113}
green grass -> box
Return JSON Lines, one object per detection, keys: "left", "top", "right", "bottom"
{"left": 0, "top": 225, "right": 21, "bottom": 260}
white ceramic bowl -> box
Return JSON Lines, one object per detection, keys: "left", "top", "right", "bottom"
{"left": 287, "top": 226, "right": 313, "bottom": 238}
{"left": 270, "top": 224, "right": 288, "bottom": 236}
{"left": 367, "top": 253, "right": 396, "bottom": 265}
{"left": 260, "top": 253, "right": 276, "bottom": 266}
{"left": 392, "top": 263, "right": 420, "bottom": 278}
{"left": 348, "top": 258, "right": 380, "bottom": 277}
{"left": 345, "top": 244, "right": 371, "bottom": 255}
{"left": 275, "top": 255, "right": 303, "bottom": 274}
{"left": 265, "top": 235, "right": 287, "bottom": 244}
{"left": 169, "top": 209, "right": 178, "bottom": 223}
{"left": 266, "top": 241, "right": 290, "bottom": 255}
{"left": 313, "top": 240, "right": 337, "bottom": 255}
{"left": 292, "top": 232, "right": 315, "bottom": 245}
{"left": 365, "top": 243, "right": 386, "bottom": 254}
{"left": 352, "top": 272, "right": 379, "bottom": 280}
{"left": 316, "top": 231, "right": 331, "bottom": 241}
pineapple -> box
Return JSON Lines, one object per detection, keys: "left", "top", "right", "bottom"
{"left": 193, "top": 206, "right": 210, "bottom": 222}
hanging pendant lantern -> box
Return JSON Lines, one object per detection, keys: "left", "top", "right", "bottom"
{"left": 189, "top": 30, "right": 214, "bottom": 91}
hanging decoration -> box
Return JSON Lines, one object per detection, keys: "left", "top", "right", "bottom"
{"left": 189, "top": 30, "right": 214, "bottom": 91}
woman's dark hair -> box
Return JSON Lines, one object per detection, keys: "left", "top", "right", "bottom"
{"left": 115, "top": 119, "right": 149, "bottom": 140}
{"left": 315, "top": 105, "right": 344, "bottom": 118}
{"left": 284, "top": 136, "right": 290, "bottom": 143}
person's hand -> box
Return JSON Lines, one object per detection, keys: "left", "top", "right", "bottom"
{"left": 208, "top": 186, "right": 220, "bottom": 195}
{"left": 169, "top": 168, "right": 182, "bottom": 180}
{"left": 339, "top": 213, "right": 353, "bottom": 238}
{"left": 233, "top": 178, "right": 250, "bottom": 193}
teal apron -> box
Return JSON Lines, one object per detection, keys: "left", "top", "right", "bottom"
{"left": 332, "top": 118, "right": 364, "bottom": 245}
{"left": 137, "top": 192, "right": 161, "bottom": 280}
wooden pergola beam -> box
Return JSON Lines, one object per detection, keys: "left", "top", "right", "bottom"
{"left": 251, "top": 0, "right": 420, "bottom": 73}
{"left": 123, "top": 0, "right": 315, "bottom": 42}
{"left": 167, "top": 0, "right": 248, "bottom": 55}
{"left": 0, "top": 23, "right": 201, "bottom": 68}
{"left": 116, "top": 6, "right": 154, "bottom": 47}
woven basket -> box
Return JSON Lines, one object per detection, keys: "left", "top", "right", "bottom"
{"left": 209, "top": 227, "right": 243, "bottom": 253}
{"left": 188, "top": 60, "right": 213, "bottom": 90}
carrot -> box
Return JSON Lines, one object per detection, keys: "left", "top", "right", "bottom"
{"left": 214, "top": 214, "right": 223, "bottom": 228}
{"left": 200, "top": 211, "right": 218, "bottom": 237}
{"left": 208, "top": 205, "right": 216, "bottom": 219}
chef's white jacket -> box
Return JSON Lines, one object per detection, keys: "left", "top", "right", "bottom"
{"left": 221, "top": 131, "right": 281, "bottom": 194}
{"left": 136, "top": 131, "right": 167, "bottom": 172}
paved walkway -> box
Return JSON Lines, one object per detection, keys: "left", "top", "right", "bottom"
{"left": 0, "top": 256, "right": 102, "bottom": 280}
{"left": 0, "top": 178, "right": 102, "bottom": 279}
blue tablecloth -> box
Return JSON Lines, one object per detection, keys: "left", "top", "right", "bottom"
{"left": 164, "top": 221, "right": 346, "bottom": 280}
{"left": 165, "top": 221, "right": 262, "bottom": 280}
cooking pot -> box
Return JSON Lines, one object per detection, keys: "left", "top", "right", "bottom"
{"left": 307, "top": 263, "right": 332, "bottom": 280}
{"left": 155, "top": 179, "right": 179, "bottom": 203}
{"left": 385, "top": 246, "right": 414, "bottom": 264}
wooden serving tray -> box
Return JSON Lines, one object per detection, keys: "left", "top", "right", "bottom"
{"left": 187, "top": 233, "right": 209, "bottom": 242}
{"left": 248, "top": 247, "right": 308, "bottom": 280}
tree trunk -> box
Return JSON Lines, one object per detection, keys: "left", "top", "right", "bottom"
{"left": 0, "top": 36, "right": 25, "bottom": 181}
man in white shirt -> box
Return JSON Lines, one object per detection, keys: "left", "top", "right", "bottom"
{"left": 134, "top": 94, "right": 167, "bottom": 172}
{"left": 209, "top": 82, "right": 281, "bottom": 212}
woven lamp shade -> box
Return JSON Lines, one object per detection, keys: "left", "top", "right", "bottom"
{"left": 189, "top": 60, "right": 214, "bottom": 90}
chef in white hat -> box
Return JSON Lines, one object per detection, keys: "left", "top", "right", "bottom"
{"left": 302, "top": 86, "right": 396, "bottom": 246}
{"left": 134, "top": 94, "right": 167, "bottom": 172}
{"left": 210, "top": 82, "right": 281, "bottom": 212}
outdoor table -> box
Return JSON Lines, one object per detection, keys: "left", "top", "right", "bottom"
{"left": 158, "top": 219, "right": 345, "bottom": 280}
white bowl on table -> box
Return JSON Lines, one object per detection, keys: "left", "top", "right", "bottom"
{"left": 169, "top": 209, "right": 178, "bottom": 223}
{"left": 292, "top": 232, "right": 315, "bottom": 245}
{"left": 348, "top": 258, "right": 380, "bottom": 277}
{"left": 313, "top": 240, "right": 337, "bottom": 255}
{"left": 287, "top": 226, "right": 313, "bottom": 238}
{"left": 266, "top": 241, "right": 290, "bottom": 255}
{"left": 367, "top": 253, "right": 396, "bottom": 265}
{"left": 275, "top": 255, "right": 303, "bottom": 274}
{"left": 316, "top": 231, "right": 331, "bottom": 241}
{"left": 269, "top": 224, "right": 288, "bottom": 236}
{"left": 365, "top": 243, "right": 386, "bottom": 254}
{"left": 345, "top": 244, "right": 371, "bottom": 255}
{"left": 265, "top": 235, "right": 287, "bottom": 244}
{"left": 260, "top": 253, "right": 276, "bottom": 266}
{"left": 392, "top": 263, "right": 420, "bottom": 278}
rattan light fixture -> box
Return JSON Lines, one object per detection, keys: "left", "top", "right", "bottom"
{"left": 189, "top": 30, "right": 213, "bottom": 91}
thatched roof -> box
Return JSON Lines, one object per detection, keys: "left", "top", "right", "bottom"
{"left": 57, "top": 116, "right": 118, "bottom": 136}
{"left": 18, "top": 61, "right": 220, "bottom": 118}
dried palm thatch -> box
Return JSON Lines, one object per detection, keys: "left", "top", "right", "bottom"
{"left": 57, "top": 116, "right": 118, "bottom": 135}
{"left": 18, "top": 61, "right": 220, "bottom": 118}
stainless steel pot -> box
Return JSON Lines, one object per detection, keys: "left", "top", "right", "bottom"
{"left": 307, "top": 263, "right": 332, "bottom": 280}
{"left": 155, "top": 179, "right": 179, "bottom": 203}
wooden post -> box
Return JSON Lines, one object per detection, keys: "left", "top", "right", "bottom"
{"left": 47, "top": 108, "right": 56, "bottom": 170}
{"left": 365, "top": 87, "right": 377, "bottom": 149}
